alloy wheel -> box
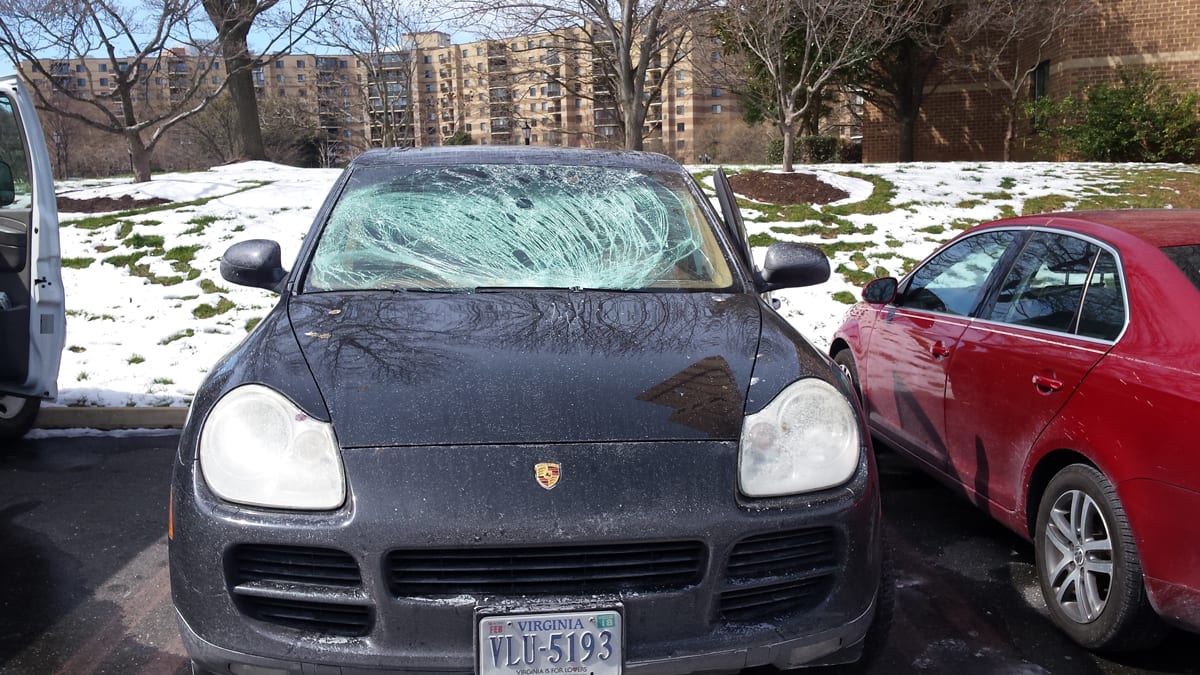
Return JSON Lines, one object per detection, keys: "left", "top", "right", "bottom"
{"left": 1042, "top": 488, "right": 1114, "bottom": 624}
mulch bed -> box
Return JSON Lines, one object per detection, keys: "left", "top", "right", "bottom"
{"left": 727, "top": 171, "right": 849, "bottom": 205}
{"left": 56, "top": 195, "right": 172, "bottom": 213}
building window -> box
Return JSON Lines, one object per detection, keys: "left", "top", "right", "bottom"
{"left": 676, "top": 123, "right": 685, "bottom": 132}
{"left": 466, "top": 123, "right": 472, "bottom": 131}
{"left": 476, "top": 46, "right": 483, "bottom": 56}
{"left": 675, "top": 70, "right": 687, "bottom": 80}
{"left": 98, "top": 63, "right": 107, "bottom": 72}
{"left": 675, "top": 105, "right": 684, "bottom": 115}
{"left": 76, "top": 78, "right": 86, "bottom": 87}
{"left": 711, "top": 51, "right": 721, "bottom": 61}
{"left": 463, "top": 49, "right": 469, "bottom": 58}
{"left": 425, "top": 84, "right": 434, "bottom": 92}
{"left": 340, "top": 60, "right": 348, "bottom": 68}
{"left": 676, "top": 139, "right": 686, "bottom": 148}
{"left": 118, "top": 62, "right": 128, "bottom": 72}
{"left": 425, "top": 69, "right": 433, "bottom": 78}
{"left": 575, "top": 98, "right": 582, "bottom": 108}
{"left": 275, "top": 60, "right": 284, "bottom": 68}
{"left": 278, "top": 88, "right": 286, "bottom": 96}
{"left": 212, "top": 76, "right": 220, "bottom": 84}
{"left": 296, "top": 60, "right": 305, "bottom": 68}
{"left": 712, "top": 88, "right": 722, "bottom": 97}
{"left": 424, "top": 55, "right": 431, "bottom": 64}
{"left": 297, "top": 73, "right": 306, "bottom": 82}
{"left": 75, "top": 64, "right": 84, "bottom": 72}
{"left": 712, "top": 104, "right": 722, "bottom": 114}
{"left": 275, "top": 74, "right": 284, "bottom": 83}
{"left": 1033, "top": 60, "right": 1050, "bottom": 101}
{"left": 298, "top": 88, "right": 306, "bottom": 97}
{"left": 99, "top": 77, "right": 109, "bottom": 86}
{"left": 676, "top": 87, "right": 685, "bottom": 97}
{"left": 531, "top": 103, "right": 537, "bottom": 111}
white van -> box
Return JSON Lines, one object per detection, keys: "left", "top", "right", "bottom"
{"left": 0, "top": 75, "right": 65, "bottom": 442}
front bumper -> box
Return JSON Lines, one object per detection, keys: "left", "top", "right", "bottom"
{"left": 170, "top": 440, "right": 882, "bottom": 674}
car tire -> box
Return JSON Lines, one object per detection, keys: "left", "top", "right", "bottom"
{"left": 0, "top": 394, "right": 40, "bottom": 444}
{"left": 1034, "top": 464, "right": 1167, "bottom": 652}
{"left": 832, "top": 349, "right": 861, "bottom": 403}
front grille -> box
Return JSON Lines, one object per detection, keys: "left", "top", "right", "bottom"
{"left": 726, "top": 528, "right": 836, "bottom": 580}
{"left": 719, "top": 576, "right": 833, "bottom": 622}
{"left": 235, "top": 595, "right": 372, "bottom": 637}
{"left": 227, "top": 544, "right": 371, "bottom": 636}
{"left": 231, "top": 544, "right": 362, "bottom": 587}
{"left": 719, "top": 528, "right": 837, "bottom": 622}
{"left": 386, "top": 540, "right": 705, "bottom": 596}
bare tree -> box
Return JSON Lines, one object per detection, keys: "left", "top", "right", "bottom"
{"left": 201, "top": 0, "right": 333, "bottom": 160}
{"left": 311, "top": 0, "right": 431, "bottom": 149}
{"left": 723, "top": 0, "right": 926, "bottom": 171}
{"left": 858, "top": 0, "right": 956, "bottom": 162}
{"left": 457, "top": 0, "right": 714, "bottom": 151}
{"left": 0, "top": 0, "right": 230, "bottom": 181}
{"left": 948, "top": 0, "right": 1098, "bottom": 161}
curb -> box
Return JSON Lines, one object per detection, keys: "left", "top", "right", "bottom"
{"left": 36, "top": 406, "right": 187, "bottom": 431}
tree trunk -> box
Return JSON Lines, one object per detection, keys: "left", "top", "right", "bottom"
{"left": 128, "top": 132, "right": 153, "bottom": 183}
{"left": 1002, "top": 105, "right": 1016, "bottom": 162}
{"left": 898, "top": 112, "right": 917, "bottom": 162}
{"left": 222, "top": 30, "right": 266, "bottom": 160}
{"left": 781, "top": 126, "right": 795, "bottom": 172}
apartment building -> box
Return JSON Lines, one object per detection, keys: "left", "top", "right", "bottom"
{"left": 20, "top": 26, "right": 756, "bottom": 174}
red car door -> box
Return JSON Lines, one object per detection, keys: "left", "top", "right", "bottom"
{"left": 944, "top": 232, "right": 1125, "bottom": 514}
{"left": 863, "top": 230, "right": 1022, "bottom": 473}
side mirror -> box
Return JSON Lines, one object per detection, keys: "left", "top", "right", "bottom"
{"left": 759, "top": 242, "right": 830, "bottom": 291}
{"left": 220, "top": 239, "right": 287, "bottom": 291}
{"left": 863, "top": 277, "right": 898, "bottom": 304}
{"left": 0, "top": 161, "right": 14, "bottom": 207}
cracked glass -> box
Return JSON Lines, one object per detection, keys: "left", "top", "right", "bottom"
{"left": 304, "top": 163, "right": 733, "bottom": 292}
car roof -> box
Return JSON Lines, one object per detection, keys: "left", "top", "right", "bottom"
{"left": 991, "top": 209, "right": 1200, "bottom": 248}
{"left": 348, "top": 146, "right": 686, "bottom": 172}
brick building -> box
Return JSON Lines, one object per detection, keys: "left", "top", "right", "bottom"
{"left": 863, "top": 0, "right": 1200, "bottom": 162}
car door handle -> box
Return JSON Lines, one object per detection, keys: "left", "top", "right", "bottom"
{"left": 1032, "top": 374, "right": 1063, "bottom": 392}
{"left": 930, "top": 342, "right": 951, "bottom": 359}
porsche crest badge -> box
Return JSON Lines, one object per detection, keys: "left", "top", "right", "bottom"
{"left": 535, "top": 462, "right": 561, "bottom": 490}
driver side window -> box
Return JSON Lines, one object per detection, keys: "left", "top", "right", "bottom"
{"left": 900, "top": 230, "right": 1020, "bottom": 316}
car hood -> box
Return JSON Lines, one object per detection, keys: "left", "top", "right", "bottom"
{"left": 288, "top": 291, "right": 762, "bottom": 448}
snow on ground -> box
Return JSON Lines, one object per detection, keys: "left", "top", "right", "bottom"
{"left": 45, "top": 160, "right": 1183, "bottom": 408}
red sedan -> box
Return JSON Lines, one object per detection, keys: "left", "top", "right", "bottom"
{"left": 831, "top": 210, "right": 1200, "bottom": 651}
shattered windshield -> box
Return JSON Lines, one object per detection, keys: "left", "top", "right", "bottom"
{"left": 303, "top": 162, "right": 734, "bottom": 292}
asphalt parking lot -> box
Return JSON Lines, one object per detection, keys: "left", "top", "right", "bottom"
{"left": 1, "top": 432, "right": 1196, "bottom": 675}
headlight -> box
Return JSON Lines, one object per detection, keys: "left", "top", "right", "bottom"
{"left": 199, "top": 384, "right": 345, "bottom": 510}
{"left": 739, "top": 378, "right": 861, "bottom": 497}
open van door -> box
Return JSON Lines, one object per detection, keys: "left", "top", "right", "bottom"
{"left": 0, "top": 75, "right": 64, "bottom": 442}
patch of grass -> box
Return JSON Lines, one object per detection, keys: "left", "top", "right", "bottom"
{"left": 199, "top": 278, "right": 228, "bottom": 294}
{"left": 999, "top": 177, "right": 1018, "bottom": 190}
{"left": 68, "top": 345, "right": 86, "bottom": 353}
{"left": 826, "top": 173, "right": 897, "bottom": 217}
{"left": 160, "top": 329, "right": 194, "bottom": 345}
{"left": 956, "top": 199, "right": 984, "bottom": 209}
{"left": 104, "top": 251, "right": 150, "bottom": 268}
{"left": 980, "top": 191, "right": 1012, "bottom": 200}
{"left": 165, "top": 245, "right": 202, "bottom": 264}
{"left": 948, "top": 218, "right": 977, "bottom": 231}
{"left": 124, "top": 233, "right": 165, "bottom": 249}
{"left": 127, "top": 354, "right": 145, "bottom": 364}
{"left": 62, "top": 257, "right": 94, "bottom": 269}
{"left": 152, "top": 377, "right": 174, "bottom": 385}
{"left": 192, "top": 296, "right": 236, "bottom": 319}
{"left": 70, "top": 214, "right": 123, "bottom": 230}
{"left": 748, "top": 232, "right": 778, "bottom": 247}
{"left": 917, "top": 225, "right": 946, "bottom": 234}
{"left": 832, "top": 291, "right": 858, "bottom": 304}
{"left": 997, "top": 205, "right": 1018, "bottom": 219}
{"left": 835, "top": 263, "right": 876, "bottom": 287}
{"left": 1022, "top": 194, "right": 1072, "bottom": 215}
{"left": 76, "top": 371, "right": 89, "bottom": 381}
{"left": 813, "top": 240, "right": 870, "bottom": 256}
{"left": 116, "top": 222, "right": 133, "bottom": 239}
{"left": 245, "top": 316, "right": 263, "bottom": 332}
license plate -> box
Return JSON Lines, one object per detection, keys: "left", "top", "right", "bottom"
{"left": 477, "top": 609, "right": 622, "bottom": 675}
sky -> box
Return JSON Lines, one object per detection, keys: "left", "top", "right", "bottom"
{"left": 46, "top": 159, "right": 1129, "bottom": 411}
